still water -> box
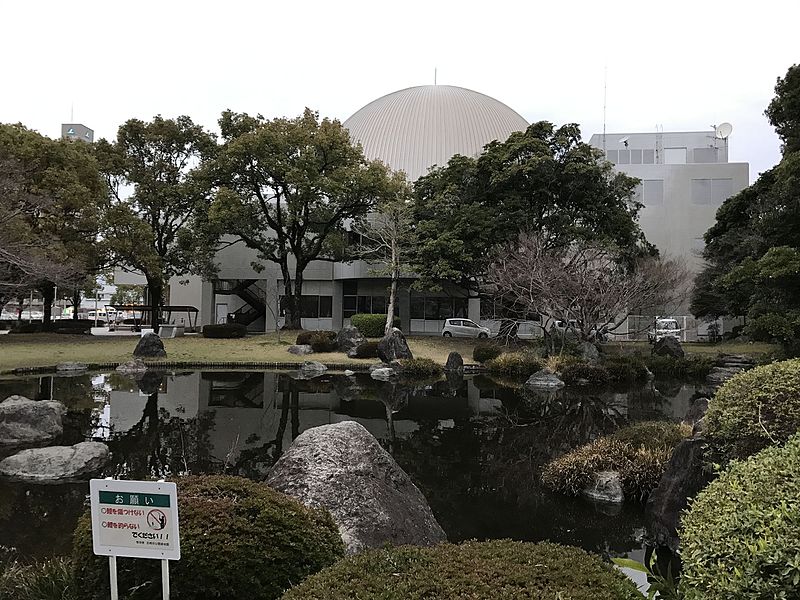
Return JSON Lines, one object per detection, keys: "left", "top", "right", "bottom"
{"left": 0, "top": 369, "right": 703, "bottom": 581}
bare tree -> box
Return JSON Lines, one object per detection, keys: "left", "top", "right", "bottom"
{"left": 486, "top": 233, "right": 690, "bottom": 347}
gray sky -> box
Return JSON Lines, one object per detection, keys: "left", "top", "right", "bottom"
{"left": 2, "top": 0, "right": 797, "bottom": 182}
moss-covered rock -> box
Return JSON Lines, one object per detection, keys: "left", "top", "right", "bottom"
{"left": 704, "top": 357, "right": 800, "bottom": 460}
{"left": 72, "top": 475, "right": 344, "bottom": 600}
{"left": 681, "top": 432, "right": 800, "bottom": 599}
{"left": 282, "top": 540, "right": 642, "bottom": 599}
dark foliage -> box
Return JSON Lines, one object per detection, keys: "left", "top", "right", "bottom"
{"left": 201, "top": 323, "right": 248, "bottom": 338}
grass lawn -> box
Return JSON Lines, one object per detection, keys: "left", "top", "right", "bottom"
{"left": 0, "top": 331, "right": 776, "bottom": 373}
{"left": 0, "top": 332, "right": 483, "bottom": 373}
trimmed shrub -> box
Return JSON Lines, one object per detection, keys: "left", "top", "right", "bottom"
{"left": 603, "top": 355, "right": 651, "bottom": 384}
{"left": 296, "top": 330, "right": 336, "bottom": 346}
{"left": 51, "top": 320, "right": 93, "bottom": 335}
{"left": 472, "top": 343, "right": 502, "bottom": 363}
{"left": 645, "top": 354, "right": 715, "bottom": 379}
{"left": 541, "top": 421, "right": 691, "bottom": 501}
{"left": 349, "top": 313, "right": 400, "bottom": 338}
{"left": 9, "top": 323, "right": 43, "bottom": 334}
{"left": 201, "top": 323, "right": 248, "bottom": 338}
{"left": 0, "top": 556, "right": 77, "bottom": 600}
{"left": 282, "top": 540, "right": 641, "bottom": 600}
{"left": 681, "top": 433, "right": 800, "bottom": 600}
{"left": 561, "top": 362, "right": 610, "bottom": 386}
{"left": 350, "top": 341, "right": 379, "bottom": 358}
{"left": 308, "top": 331, "right": 338, "bottom": 352}
{"left": 399, "top": 358, "right": 443, "bottom": 378}
{"left": 72, "top": 475, "right": 344, "bottom": 600}
{"left": 705, "top": 358, "right": 800, "bottom": 461}
{"left": 485, "top": 352, "right": 543, "bottom": 376}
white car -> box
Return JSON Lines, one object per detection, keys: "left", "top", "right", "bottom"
{"left": 648, "top": 318, "right": 681, "bottom": 343}
{"left": 441, "top": 318, "right": 491, "bottom": 339}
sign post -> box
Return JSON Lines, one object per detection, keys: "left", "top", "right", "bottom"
{"left": 89, "top": 479, "right": 180, "bottom": 600}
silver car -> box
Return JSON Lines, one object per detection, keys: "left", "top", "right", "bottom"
{"left": 441, "top": 318, "right": 491, "bottom": 338}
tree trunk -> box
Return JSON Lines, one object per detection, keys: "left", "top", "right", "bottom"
{"left": 72, "top": 289, "right": 81, "bottom": 320}
{"left": 147, "top": 277, "right": 162, "bottom": 329}
{"left": 41, "top": 282, "right": 55, "bottom": 330}
{"left": 385, "top": 241, "right": 399, "bottom": 335}
{"left": 290, "top": 268, "right": 305, "bottom": 330}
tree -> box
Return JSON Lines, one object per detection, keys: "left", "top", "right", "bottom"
{"left": 110, "top": 284, "right": 145, "bottom": 306}
{"left": 486, "top": 233, "right": 689, "bottom": 348}
{"left": 0, "top": 124, "right": 105, "bottom": 326}
{"left": 96, "top": 116, "right": 217, "bottom": 328}
{"left": 693, "top": 64, "right": 800, "bottom": 353}
{"left": 353, "top": 174, "right": 413, "bottom": 334}
{"left": 410, "top": 122, "right": 650, "bottom": 293}
{"left": 208, "top": 109, "right": 397, "bottom": 329}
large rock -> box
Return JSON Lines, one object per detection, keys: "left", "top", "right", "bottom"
{"left": 377, "top": 328, "right": 413, "bottom": 363}
{"left": 646, "top": 438, "right": 712, "bottom": 552}
{"left": 444, "top": 352, "right": 464, "bottom": 372}
{"left": 581, "top": 471, "right": 624, "bottom": 503}
{"left": 524, "top": 370, "right": 565, "bottom": 390}
{"left": 116, "top": 359, "right": 148, "bottom": 375}
{"left": 0, "top": 441, "right": 109, "bottom": 484}
{"left": 370, "top": 367, "right": 396, "bottom": 381}
{"left": 0, "top": 396, "right": 65, "bottom": 448}
{"left": 266, "top": 421, "right": 446, "bottom": 554}
{"left": 133, "top": 333, "right": 167, "bottom": 358}
{"left": 295, "top": 361, "right": 327, "bottom": 379}
{"left": 652, "top": 336, "right": 685, "bottom": 358}
{"left": 287, "top": 344, "right": 314, "bottom": 356}
{"left": 336, "top": 327, "right": 366, "bottom": 353}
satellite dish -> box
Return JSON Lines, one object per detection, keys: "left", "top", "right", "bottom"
{"left": 619, "top": 136, "right": 629, "bottom": 144}
{"left": 715, "top": 122, "right": 733, "bottom": 139}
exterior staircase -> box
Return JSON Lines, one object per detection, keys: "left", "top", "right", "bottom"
{"left": 215, "top": 280, "right": 267, "bottom": 327}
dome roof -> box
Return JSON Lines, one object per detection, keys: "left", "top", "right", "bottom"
{"left": 344, "top": 85, "right": 529, "bottom": 182}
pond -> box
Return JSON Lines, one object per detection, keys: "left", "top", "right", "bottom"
{"left": 0, "top": 369, "right": 705, "bottom": 587}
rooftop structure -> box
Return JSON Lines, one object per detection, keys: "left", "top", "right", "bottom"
{"left": 61, "top": 123, "right": 94, "bottom": 143}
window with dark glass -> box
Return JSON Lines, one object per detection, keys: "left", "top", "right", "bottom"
{"left": 410, "top": 296, "right": 424, "bottom": 319}
{"left": 343, "top": 296, "right": 357, "bottom": 318}
{"left": 319, "top": 296, "right": 332, "bottom": 318}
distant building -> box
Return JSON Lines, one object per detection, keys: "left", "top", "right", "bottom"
{"left": 61, "top": 123, "right": 94, "bottom": 143}
{"left": 588, "top": 129, "right": 749, "bottom": 272}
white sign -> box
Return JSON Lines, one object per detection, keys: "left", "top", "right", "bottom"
{"left": 90, "top": 479, "right": 181, "bottom": 560}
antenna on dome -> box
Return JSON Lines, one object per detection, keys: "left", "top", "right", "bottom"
{"left": 602, "top": 66, "right": 607, "bottom": 153}
{"left": 434, "top": 67, "right": 437, "bottom": 85}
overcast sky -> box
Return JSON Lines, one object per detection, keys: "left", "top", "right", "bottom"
{"left": 2, "top": 1, "right": 797, "bottom": 181}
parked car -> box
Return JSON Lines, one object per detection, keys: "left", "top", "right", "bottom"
{"left": 442, "top": 318, "right": 491, "bottom": 338}
{"left": 648, "top": 318, "right": 681, "bottom": 343}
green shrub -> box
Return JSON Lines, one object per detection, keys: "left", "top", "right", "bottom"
{"left": 349, "top": 314, "right": 400, "bottom": 337}
{"left": 561, "top": 362, "right": 610, "bottom": 386}
{"left": 603, "top": 355, "right": 651, "bottom": 384}
{"left": 472, "top": 343, "right": 502, "bottom": 363}
{"left": 541, "top": 421, "right": 691, "bottom": 501}
{"left": 0, "top": 556, "right": 77, "bottom": 600}
{"left": 350, "top": 341, "right": 379, "bottom": 358}
{"left": 308, "top": 331, "right": 338, "bottom": 352}
{"left": 399, "top": 358, "right": 443, "bottom": 378}
{"left": 201, "top": 323, "right": 248, "bottom": 338}
{"left": 72, "top": 475, "right": 344, "bottom": 600}
{"left": 705, "top": 358, "right": 800, "bottom": 461}
{"left": 485, "top": 352, "right": 543, "bottom": 376}
{"left": 645, "top": 354, "right": 715, "bottom": 379}
{"left": 295, "top": 331, "right": 314, "bottom": 344}
{"left": 282, "top": 540, "right": 641, "bottom": 600}
{"left": 681, "top": 433, "right": 800, "bottom": 600}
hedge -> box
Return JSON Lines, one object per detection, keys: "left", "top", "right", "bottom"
{"left": 349, "top": 314, "right": 400, "bottom": 338}
{"left": 472, "top": 343, "right": 502, "bottom": 363}
{"left": 282, "top": 540, "right": 642, "bottom": 599}
{"left": 398, "top": 358, "right": 443, "bottom": 378}
{"left": 294, "top": 330, "right": 338, "bottom": 352}
{"left": 541, "top": 421, "right": 691, "bottom": 501}
{"left": 201, "top": 323, "right": 248, "bottom": 338}
{"left": 485, "top": 352, "right": 543, "bottom": 376}
{"left": 72, "top": 475, "right": 344, "bottom": 600}
{"left": 704, "top": 358, "right": 800, "bottom": 461}
{"left": 681, "top": 433, "right": 800, "bottom": 599}
{"left": 349, "top": 341, "right": 379, "bottom": 358}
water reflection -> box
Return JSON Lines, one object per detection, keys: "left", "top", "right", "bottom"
{"left": 0, "top": 369, "right": 703, "bottom": 564}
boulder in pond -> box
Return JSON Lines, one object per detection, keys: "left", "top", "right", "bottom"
{"left": 116, "top": 359, "right": 148, "bottom": 375}
{"left": 0, "top": 441, "right": 109, "bottom": 484}
{"left": 336, "top": 326, "right": 366, "bottom": 353}
{"left": 581, "top": 471, "right": 624, "bottom": 503}
{"left": 266, "top": 421, "right": 446, "bottom": 554}
{"left": 296, "top": 361, "right": 327, "bottom": 379}
{"left": 651, "top": 336, "right": 684, "bottom": 359}
{"left": 133, "top": 332, "right": 167, "bottom": 358}
{"left": 646, "top": 437, "right": 712, "bottom": 552}
{"left": 0, "top": 396, "right": 65, "bottom": 449}
{"left": 370, "top": 367, "right": 396, "bottom": 381}
{"left": 56, "top": 362, "right": 88, "bottom": 373}
{"left": 524, "top": 370, "right": 565, "bottom": 390}
{"left": 377, "top": 328, "right": 413, "bottom": 363}
{"left": 444, "top": 352, "right": 464, "bottom": 372}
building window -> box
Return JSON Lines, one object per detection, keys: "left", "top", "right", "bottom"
{"left": 642, "top": 149, "right": 655, "bottom": 164}
{"left": 664, "top": 148, "right": 686, "bottom": 164}
{"left": 606, "top": 149, "right": 619, "bottom": 164}
{"left": 692, "top": 147, "right": 718, "bottom": 163}
{"left": 630, "top": 149, "right": 643, "bottom": 164}
{"left": 346, "top": 295, "right": 394, "bottom": 317}
{"left": 642, "top": 180, "right": 664, "bottom": 205}
{"left": 279, "top": 295, "right": 333, "bottom": 318}
{"left": 618, "top": 149, "right": 630, "bottom": 165}
{"left": 692, "top": 178, "right": 732, "bottom": 205}
{"left": 410, "top": 296, "right": 468, "bottom": 319}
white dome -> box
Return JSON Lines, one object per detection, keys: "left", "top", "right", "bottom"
{"left": 344, "top": 85, "right": 529, "bottom": 182}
